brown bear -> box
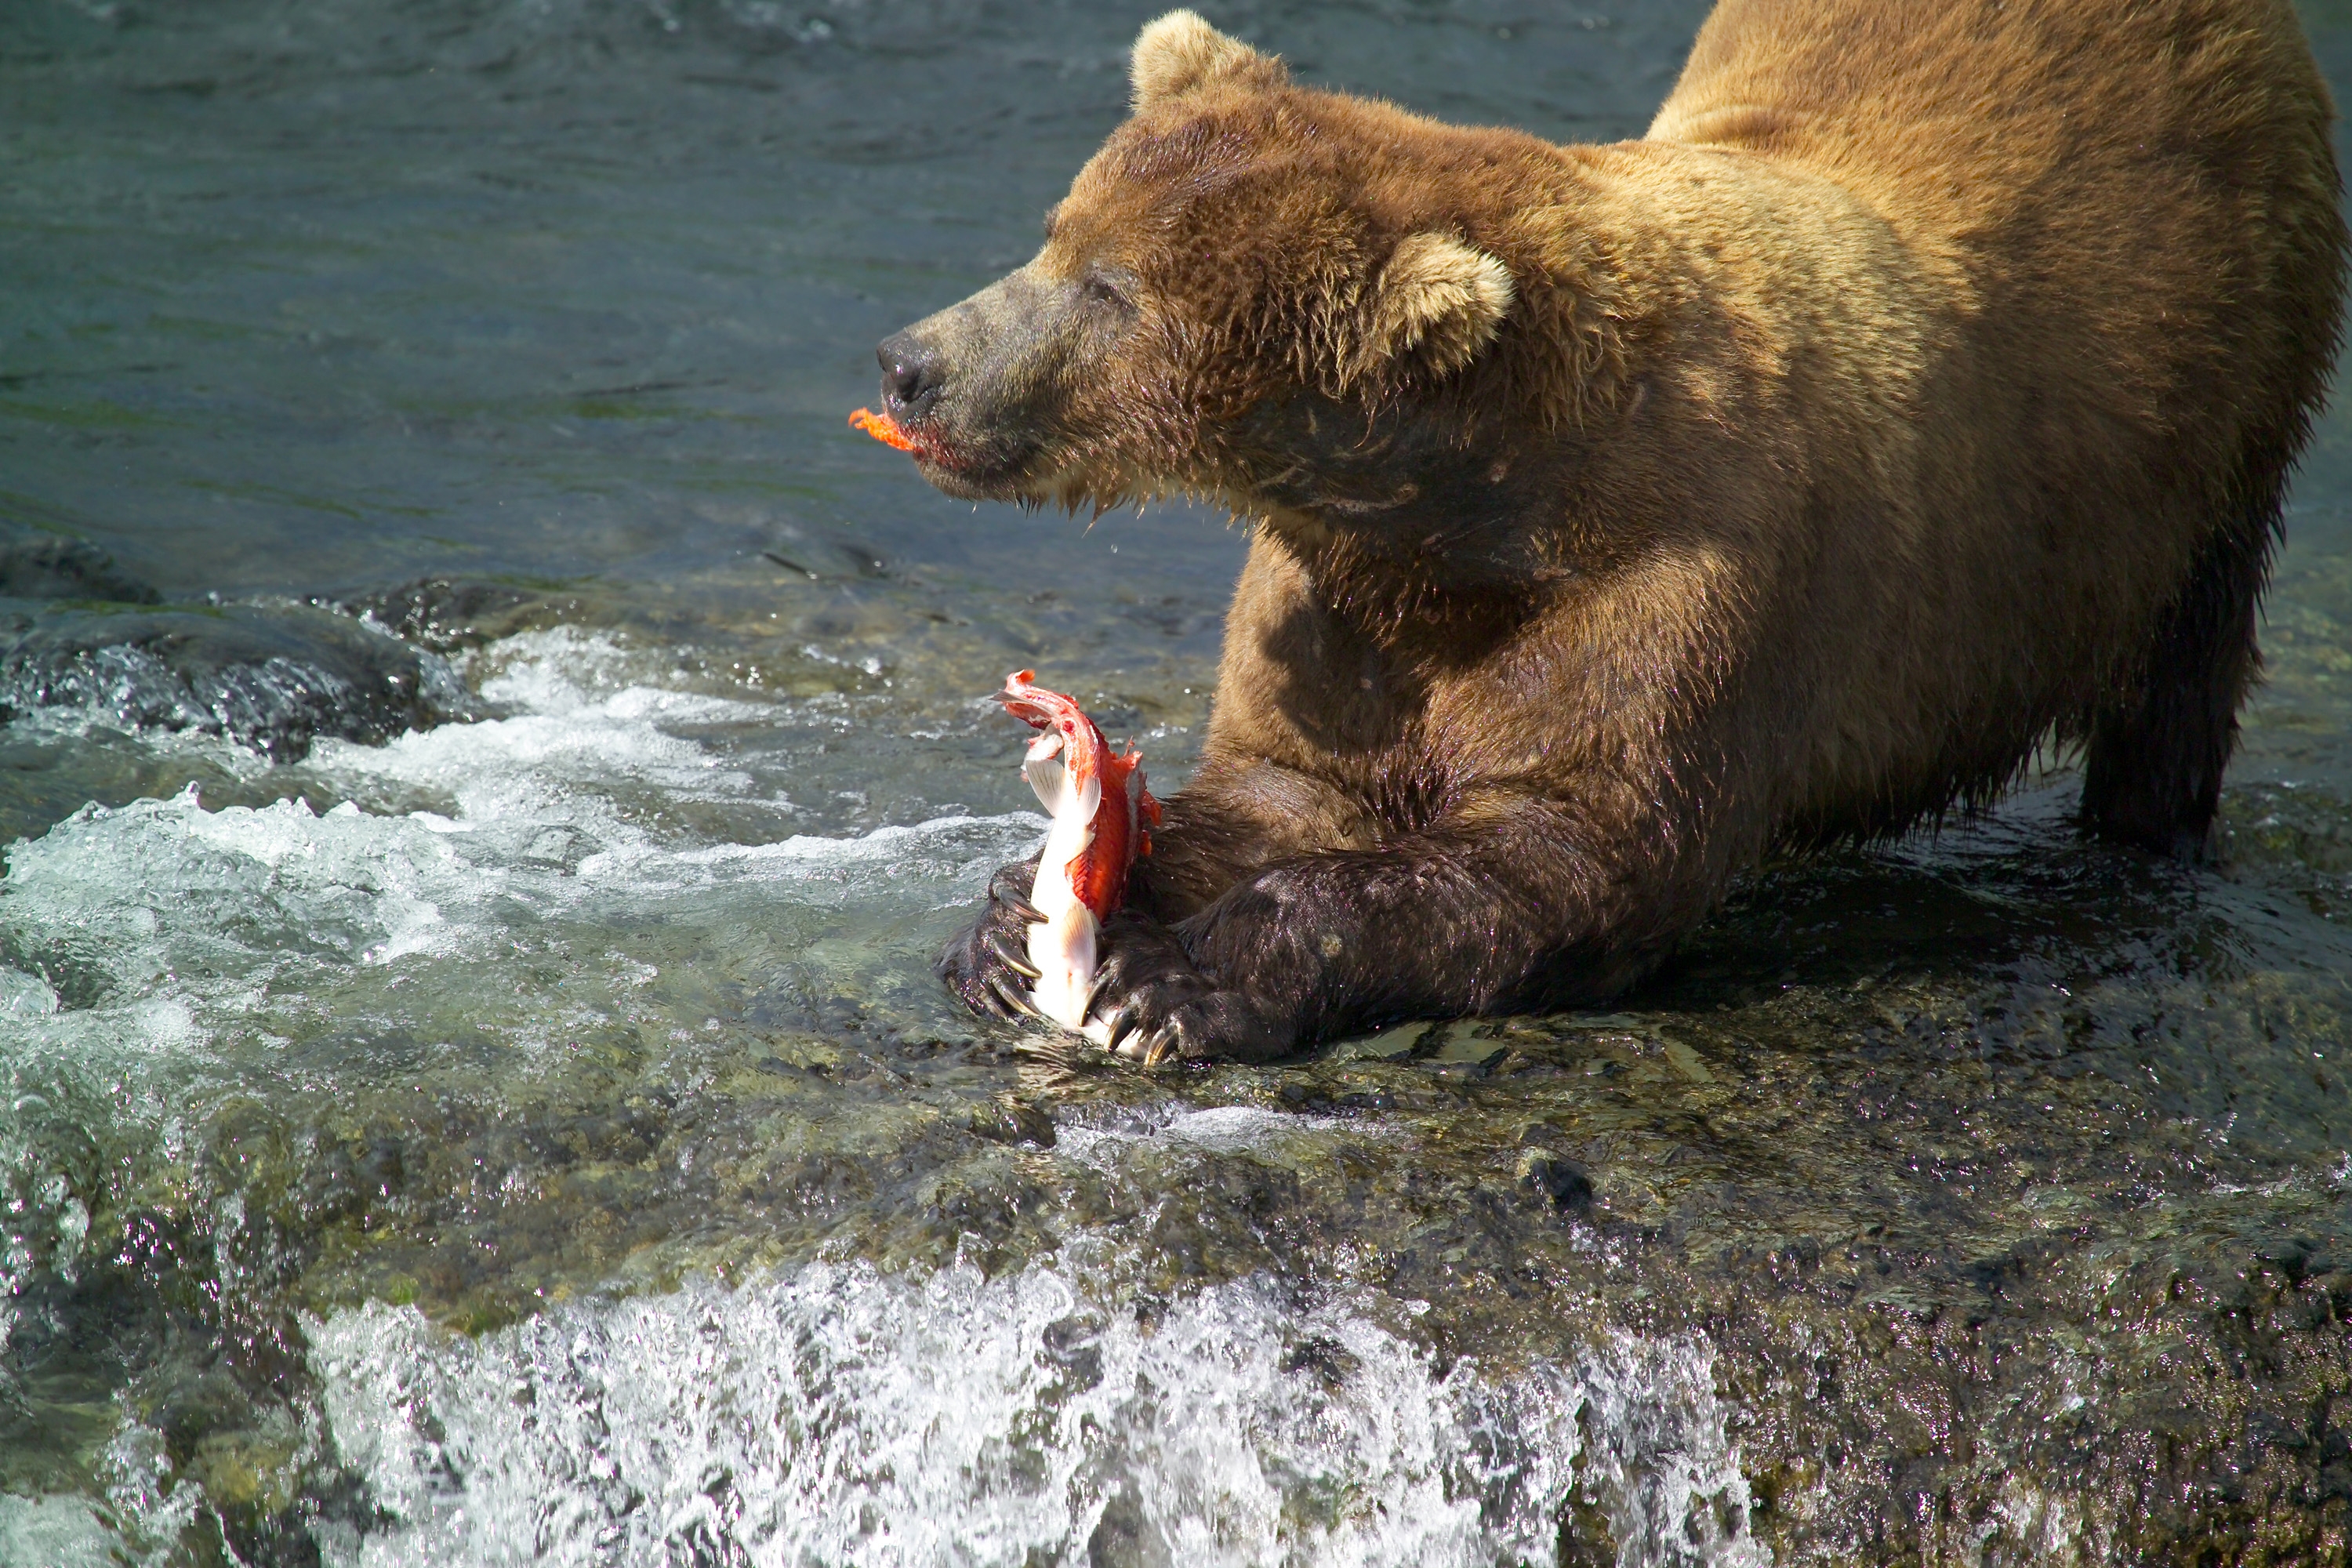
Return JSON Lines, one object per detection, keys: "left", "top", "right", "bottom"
{"left": 880, "top": 2, "right": 2348, "bottom": 1062}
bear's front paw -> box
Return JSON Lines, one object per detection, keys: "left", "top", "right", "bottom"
{"left": 1087, "top": 912, "right": 1292, "bottom": 1065}
{"left": 935, "top": 857, "right": 1046, "bottom": 1021}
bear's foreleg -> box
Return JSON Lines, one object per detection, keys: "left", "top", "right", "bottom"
{"left": 1122, "top": 775, "right": 1377, "bottom": 921}
{"left": 1086, "top": 792, "right": 1682, "bottom": 1062}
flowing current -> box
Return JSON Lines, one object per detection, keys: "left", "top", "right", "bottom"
{"left": 5, "top": 2, "right": 2352, "bottom": 1563}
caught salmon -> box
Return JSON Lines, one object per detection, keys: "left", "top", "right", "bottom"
{"left": 999, "top": 670, "right": 1160, "bottom": 1038}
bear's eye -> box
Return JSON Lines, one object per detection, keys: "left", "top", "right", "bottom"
{"left": 1080, "top": 270, "right": 1131, "bottom": 312}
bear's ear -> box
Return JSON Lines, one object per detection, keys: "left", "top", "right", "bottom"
{"left": 1340, "top": 232, "right": 1515, "bottom": 390}
{"left": 1131, "top": 10, "right": 1284, "bottom": 109}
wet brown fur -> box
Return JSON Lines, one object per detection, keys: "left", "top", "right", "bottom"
{"left": 909, "top": 0, "right": 2348, "bottom": 1056}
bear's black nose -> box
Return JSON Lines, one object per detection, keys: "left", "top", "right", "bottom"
{"left": 877, "top": 332, "right": 942, "bottom": 419}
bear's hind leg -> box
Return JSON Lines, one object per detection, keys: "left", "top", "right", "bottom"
{"left": 2078, "top": 491, "right": 2276, "bottom": 860}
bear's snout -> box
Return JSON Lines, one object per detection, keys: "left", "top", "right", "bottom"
{"left": 867, "top": 267, "right": 1092, "bottom": 500}
{"left": 875, "top": 331, "right": 944, "bottom": 422}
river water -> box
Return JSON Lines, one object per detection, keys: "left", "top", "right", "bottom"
{"left": 3, "top": 2, "right": 2350, "bottom": 1563}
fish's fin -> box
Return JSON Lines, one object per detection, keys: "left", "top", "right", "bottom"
{"left": 1023, "top": 753, "right": 1077, "bottom": 818}
{"left": 1130, "top": 756, "right": 1162, "bottom": 829}
{"left": 1025, "top": 753, "right": 1105, "bottom": 826}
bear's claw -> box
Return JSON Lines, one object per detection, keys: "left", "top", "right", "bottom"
{"left": 994, "top": 881, "right": 1046, "bottom": 927}
{"left": 984, "top": 927, "right": 1041, "bottom": 980}
{"left": 986, "top": 973, "right": 1041, "bottom": 1019}
{"left": 1083, "top": 911, "right": 1293, "bottom": 1063}
{"left": 937, "top": 855, "right": 1046, "bottom": 1021}
{"left": 942, "top": 860, "right": 1296, "bottom": 1062}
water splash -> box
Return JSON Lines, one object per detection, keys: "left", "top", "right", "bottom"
{"left": 0, "top": 1494, "right": 121, "bottom": 1568}
{"left": 0, "top": 604, "right": 471, "bottom": 761}
{"left": 0, "top": 624, "right": 1042, "bottom": 1046}
{"left": 310, "top": 1261, "right": 1765, "bottom": 1568}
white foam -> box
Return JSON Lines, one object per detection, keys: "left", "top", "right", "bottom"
{"left": 0, "top": 965, "right": 59, "bottom": 1021}
{"left": 1163, "top": 1104, "right": 1335, "bottom": 1150}
{"left": 312, "top": 630, "right": 765, "bottom": 829}
{"left": 310, "top": 1261, "right": 1766, "bottom": 1568}
{"left": 0, "top": 1494, "right": 119, "bottom": 1568}
{"left": 2, "top": 788, "right": 488, "bottom": 993}
{"left": 0, "top": 786, "right": 1036, "bottom": 1063}
{"left": 659, "top": 813, "right": 1050, "bottom": 904}
{"left": 0, "top": 619, "right": 1046, "bottom": 1081}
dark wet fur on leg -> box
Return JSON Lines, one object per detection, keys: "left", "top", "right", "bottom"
{"left": 2082, "top": 485, "right": 2277, "bottom": 860}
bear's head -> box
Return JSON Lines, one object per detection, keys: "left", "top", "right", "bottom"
{"left": 871, "top": 10, "right": 1563, "bottom": 525}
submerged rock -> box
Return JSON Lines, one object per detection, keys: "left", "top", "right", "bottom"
{"left": 328, "top": 577, "right": 556, "bottom": 654}
{"left": 0, "top": 532, "right": 162, "bottom": 605}
{"left": 0, "top": 602, "right": 471, "bottom": 761}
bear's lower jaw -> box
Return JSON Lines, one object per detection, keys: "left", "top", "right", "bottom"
{"left": 898, "top": 414, "right": 1169, "bottom": 511}
{"left": 883, "top": 416, "right": 1050, "bottom": 502}
{"left": 917, "top": 444, "right": 1105, "bottom": 509}
{"left": 915, "top": 452, "right": 1036, "bottom": 503}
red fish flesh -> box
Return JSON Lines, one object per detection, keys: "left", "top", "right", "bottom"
{"left": 848, "top": 407, "right": 918, "bottom": 452}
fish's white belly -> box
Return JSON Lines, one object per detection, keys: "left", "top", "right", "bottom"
{"left": 1025, "top": 813, "right": 1114, "bottom": 1041}
{"left": 1025, "top": 901, "right": 1098, "bottom": 1033}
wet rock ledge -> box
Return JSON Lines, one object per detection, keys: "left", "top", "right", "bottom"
{"left": 0, "top": 532, "right": 539, "bottom": 761}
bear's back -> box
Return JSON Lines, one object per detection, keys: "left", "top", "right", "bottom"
{"left": 1648, "top": 0, "right": 2340, "bottom": 468}
{"left": 1625, "top": 0, "right": 2346, "bottom": 837}
{"left": 1651, "top": 0, "right": 2334, "bottom": 234}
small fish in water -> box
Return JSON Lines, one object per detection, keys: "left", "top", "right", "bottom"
{"left": 998, "top": 670, "right": 1160, "bottom": 1041}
